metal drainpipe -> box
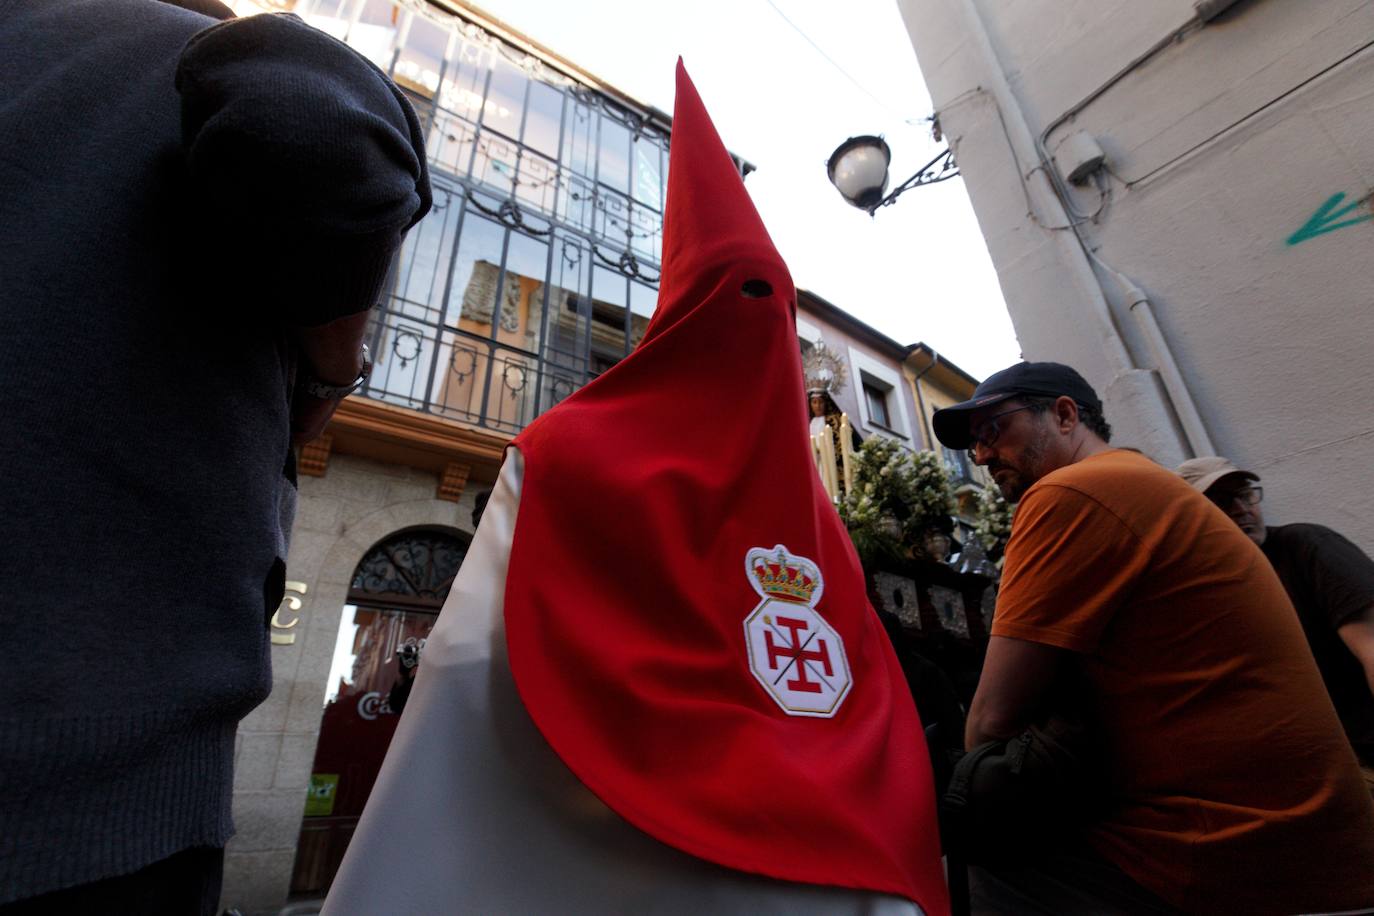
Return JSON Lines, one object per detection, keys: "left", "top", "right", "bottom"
{"left": 1029, "top": 8, "right": 1225, "bottom": 457}
{"left": 1110, "top": 272, "right": 1217, "bottom": 455}
{"left": 910, "top": 349, "right": 939, "bottom": 450}
{"left": 953, "top": 0, "right": 1228, "bottom": 457}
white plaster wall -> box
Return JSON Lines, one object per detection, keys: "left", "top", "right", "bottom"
{"left": 899, "top": 0, "right": 1374, "bottom": 549}
{"left": 221, "top": 454, "right": 481, "bottom": 916}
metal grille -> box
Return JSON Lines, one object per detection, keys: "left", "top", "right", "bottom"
{"left": 350, "top": 529, "right": 469, "bottom": 603}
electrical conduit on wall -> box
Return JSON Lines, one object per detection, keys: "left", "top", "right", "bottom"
{"left": 951, "top": 0, "right": 1217, "bottom": 459}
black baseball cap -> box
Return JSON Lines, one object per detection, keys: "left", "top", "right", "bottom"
{"left": 932, "top": 361, "right": 1102, "bottom": 449}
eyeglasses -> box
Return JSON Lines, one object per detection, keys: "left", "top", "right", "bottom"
{"left": 965, "top": 404, "right": 1037, "bottom": 461}
{"left": 1207, "top": 486, "right": 1263, "bottom": 509}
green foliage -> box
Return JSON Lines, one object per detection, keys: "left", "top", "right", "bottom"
{"left": 839, "top": 439, "right": 955, "bottom": 567}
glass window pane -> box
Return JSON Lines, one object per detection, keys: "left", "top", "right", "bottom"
{"left": 314, "top": 604, "right": 438, "bottom": 821}
{"left": 470, "top": 60, "right": 525, "bottom": 193}
{"left": 523, "top": 80, "right": 564, "bottom": 159}
{"left": 392, "top": 13, "right": 449, "bottom": 100}
{"left": 498, "top": 231, "right": 550, "bottom": 354}
{"left": 299, "top": 0, "right": 351, "bottom": 39}
{"left": 597, "top": 116, "right": 630, "bottom": 194}
{"left": 428, "top": 108, "right": 477, "bottom": 178}
{"left": 388, "top": 183, "right": 461, "bottom": 325}
{"left": 431, "top": 331, "right": 489, "bottom": 425}
{"left": 346, "top": 0, "right": 399, "bottom": 70}
{"left": 435, "top": 200, "right": 513, "bottom": 424}
{"left": 595, "top": 188, "right": 632, "bottom": 247}
{"left": 322, "top": 604, "right": 438, "bottom": 708}
{"left": 942, "top": 446, "right": 971, "bottom": 483}
{"left": 471, "top": 132, "right": 517, "bottom": 196}
{"left": 439, "top": 38, "right": 490, "bottom": 120}
{"left": 514, "top": 149, "right": 560, "bottom": 217}
{"left": 590, "top": 266, "right": 629, "bottom": 375}
{"left": 558, "top": 173, "right": 595, "bottom": 233}
{"left": 365, "top": 309, "right": 439, "bottom": 411}
{"left": 561, "top": 97, "right": 595, "bottom": 181}
{"left": 448, "top": 210, "right": 508, "bottom": 334}
{"left": 628, "top": 280, "right": 657, "bottom": 349}
{"left": 484, "top": 343, "right": 538, "bottom": 433}
{"left": 627, "top": 202, "right": 662, "bottom": 262}
{"left": 864, "top": 383, "right": 891, "bottom": 428}
{"left": 661, "top": 153, "right": 670, "bottom": 212}
{"left": 540, "top": 234, "right": 591, "bottom": 410}
{"left": 482, "top": 56, "right": 527, "bottom": 138}
{"left": 544, "top": 236, "right": 589, "bottom": 364}
{"left": 631, "top": 136, "right": 663, "bottom": 209}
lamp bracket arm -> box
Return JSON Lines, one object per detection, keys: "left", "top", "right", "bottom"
{"left": 870, "top": 147, "right": 959, "bottom": 214}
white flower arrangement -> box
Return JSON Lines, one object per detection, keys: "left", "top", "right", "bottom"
{"left": 973, "top": 486, "right": 1014, "bottom": 558}
{"left": 839, "top": 439, "right": 956, "bottom": 567}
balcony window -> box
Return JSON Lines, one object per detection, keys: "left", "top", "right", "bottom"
{"left": 311, "top": 0, "right": 670, "bottom": 434}
{"left": 864, "top": 382, "right": 892, "bottom": 429}
{"left": 942, "top": 446, "right": 973, "bottom": 484}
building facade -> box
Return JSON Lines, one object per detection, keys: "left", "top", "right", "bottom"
{"left": 797, "top": 292, "right": 988, "bottom": 529}
{"left": 905, "top": 343, "right": 987, "bottom": 520}
{"left": 798, "top": 290, "right": 924, "bottom": 450}
{"left": 897, "top": 0, "right": 1374, "bottom": 550}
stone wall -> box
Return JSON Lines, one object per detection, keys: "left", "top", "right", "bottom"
{"left": 220, "top": 454, "right": 481, "bottom": 915}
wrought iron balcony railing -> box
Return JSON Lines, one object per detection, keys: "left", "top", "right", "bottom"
{"left": 359, "top": 294, "right": 589, "bottom": 436}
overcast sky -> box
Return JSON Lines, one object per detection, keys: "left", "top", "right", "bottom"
{"left": 471, "top": 0, "right": 1022, "bottom": 379}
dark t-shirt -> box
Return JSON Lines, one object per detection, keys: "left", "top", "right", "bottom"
{"left": 1263, "top": 523, "right": 1374, "bottom": 764}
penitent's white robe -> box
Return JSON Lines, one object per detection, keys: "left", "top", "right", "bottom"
{"left": 322, "top": 450, "right": 925, "bottom": 915}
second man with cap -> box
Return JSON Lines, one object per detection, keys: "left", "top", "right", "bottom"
{"left": 1177, "top": 456, "right": 1374, "bottom": 785}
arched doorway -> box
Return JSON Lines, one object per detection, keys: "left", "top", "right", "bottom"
{"left": 289, "top": 527, "right": 469, "bottom": 898}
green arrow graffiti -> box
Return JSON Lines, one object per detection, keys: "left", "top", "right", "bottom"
{"left": 1286, "top": 192, "right": 1372, "bottom": 246}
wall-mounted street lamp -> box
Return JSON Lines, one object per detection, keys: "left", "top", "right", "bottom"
{"left": 826, "top": 135, "right": 959, "bottom": 215}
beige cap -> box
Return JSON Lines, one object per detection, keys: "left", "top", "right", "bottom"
{"left": 1175, "top": 456, "right": 1259, "bottom": 494}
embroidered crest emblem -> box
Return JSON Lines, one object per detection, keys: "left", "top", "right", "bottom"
{"left": 742, "top": 545, "right": 852, "bottom": 718}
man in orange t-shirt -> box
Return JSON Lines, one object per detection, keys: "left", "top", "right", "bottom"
{"left": 933, "top": 361, "right": 1374, "bottom": 915}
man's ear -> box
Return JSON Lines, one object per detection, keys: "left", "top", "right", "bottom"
{"left": 1055, "top": 395, "right": 1080, "bottom": 432}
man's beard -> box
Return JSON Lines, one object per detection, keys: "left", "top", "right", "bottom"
{"left": 991, "top": 423, "right": 1052, "bottom": 501}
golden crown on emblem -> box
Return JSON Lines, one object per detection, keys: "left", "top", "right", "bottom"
{"left": 749, "top": 546, "right": 820, "bottom": 604}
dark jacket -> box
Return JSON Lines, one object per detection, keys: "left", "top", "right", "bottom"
{"left": 0, "top": 0, "right": 430, "bottom": 901}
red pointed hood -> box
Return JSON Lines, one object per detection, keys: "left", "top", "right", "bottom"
{"left": 640, "top": 61, "right": 792, "bottom": 345}
{"left": 504, "top": 63, "right": 948, "bottom": 913}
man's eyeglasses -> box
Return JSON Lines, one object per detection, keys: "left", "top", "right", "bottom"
{"left": 965, "top": 404, "right": 1037, "bottom": 461}
{"left": 1207, "top": 486, "right": 1263, "bottom": 509}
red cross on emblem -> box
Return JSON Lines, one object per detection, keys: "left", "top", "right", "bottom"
{"left": 764, "top": 616, "right": 834, "bottom": 693}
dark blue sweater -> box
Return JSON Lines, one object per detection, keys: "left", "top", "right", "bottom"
{"left": 0, "top": 0, "right": 430, "bottom": 901}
